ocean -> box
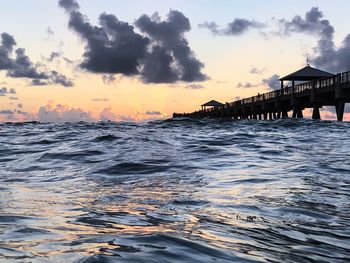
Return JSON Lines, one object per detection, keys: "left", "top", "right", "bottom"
{"left": 0, "top": 119, "right": 349, "bottom": 262}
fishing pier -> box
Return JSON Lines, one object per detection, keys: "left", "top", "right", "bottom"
{"left": 173, "top": 66, "right": 350, "bottom": 121}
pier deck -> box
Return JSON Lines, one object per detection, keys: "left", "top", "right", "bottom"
{"left": 173, "top": 70, "right": 350, "bottom": 121}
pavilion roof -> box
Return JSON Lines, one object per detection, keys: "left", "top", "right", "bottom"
{"left": 201, "top": 100, "right": 224, "bottom": 107}
{"left": 279, "top": 65, "right": 335, "bottom": 81}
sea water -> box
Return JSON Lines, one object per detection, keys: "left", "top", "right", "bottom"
{"left": 0, "top": 119, "right": 349, "bottom": 262}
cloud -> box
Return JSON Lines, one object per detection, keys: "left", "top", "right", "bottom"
{"left": 118, "top": 115, "right": 137, "bottom": 122}
{"left": 277, "top": 7, "right": 349, "bottom": 73}
{"left": 184, "top": 83, "right": 205, "bottom": 89}
{"left": 63, "top": 57, "right": 74, "bottom": 64}
{"left": 323, "top": 104, "right": 350, "bottom": 114}
{"left": 59, "top": 0, "right": 207, "bottom": 83}
{"left": 38, "top": 103, "right": 94, "bottom": 122}
{"left": 31, "top": 79, "right": 49, "bottom": 86}
{"left": 236, "top": 82, "right": 260, "bottom": 89}
{"left": 49, "top": 70, "right": 73, "bottom": 87}
{"left": 100, "top": 106, "right": 116, "bottom": 121}
{"left": 0, "top": 32, "right": 73, "bottom": 86}
{"left": 235, "top": 74, "right": 281, "bottom": 90}
{"left": 6, "top": 47, "right": 49, "bottom": 79}
{"left": 278, "top": 7, "right": 326, "bottom": 36}
{"left": 47, "top": 52, "right": 61, "bottom": 62}
{"left": 0, "top": 87, "right": 16, "bottom": 96}
{"left": 136, "top": 11, "right": 207, "bottom": 83}
{"left": 262, "top": 74, "right": 280, "bottom": 90}
{"left": 59, "top": 0, "right": 80, "bottom": 12}
{"left": 0, "top": 109, "right": 14, "bottom": 115}
{"left": 145, "top": 111, "right": 161, "bottom": 116}
{"left": 199, "top": 18, "right": 265, "bottom": 36}
{"left": 91, "top": 98, "right": 109, "bottom": 102}
{"left": 16, "top": 109, "right": 28, "bottom": 116}
{"left": 0, "top": 87, "right": 8, "bottom": 96}
{"left": 102, "top": 74, "right": 117, "bottom": 85}
{"left": 250, "top": 67, "right": 265, "bottom": 74}
{"left": 46, "top": 27, "right": 55, "bottom": 40}
{"left": 59, "top": 0, "right": 149, "bottom": 76}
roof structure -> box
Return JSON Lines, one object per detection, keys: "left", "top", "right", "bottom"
{"left": 201, "top": 100, "right": 224, "bottom": 107}
{"left": 279, "top": 65, "right": 335, "bottom": 81}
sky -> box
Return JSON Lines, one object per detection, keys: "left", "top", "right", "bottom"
{"left": 1, "top": 0, "right": 350, "bottom": 122}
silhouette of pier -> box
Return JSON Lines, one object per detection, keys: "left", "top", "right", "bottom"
{"left": 173, "top": 66, "right": 350, "bottom": 121}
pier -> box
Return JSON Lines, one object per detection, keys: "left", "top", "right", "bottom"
{"left": 173, "top": 66, "right": 350, "bottom": 121}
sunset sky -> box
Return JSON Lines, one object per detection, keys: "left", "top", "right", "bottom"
{"left": 1, "top": 0, "right": 350, "bottom": 122}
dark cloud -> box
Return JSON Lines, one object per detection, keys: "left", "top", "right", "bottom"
{"left": 63, "top": 57, "right": 74, "bottom": 64}
{"left": 0, "top": 33, "right": 73, "bottom": 86}
{"left": 47, "top": 52, "right": 61, "bottom": 62}
{"left": 58, "top": 0, "right": 79, "bottom": 12}
{"left": 278, "top": 7, "right": 326, "bottom": 36}
{"left": 0, "top": 33, "right": 16, "bottom": 70}
{"left": 184, "top": 83, "right": 205, "bottom": 89}
{"left": 31, "top": 79, "right": 49, "bottom": 86}
{"left": 30, "top": 73, "right": 73, "bottom": 87}
{"left": 0, "top": 87, "right": 8, "bottom": 96}
{"left": 198, "top": 22, "right": 220, "bottom": 34}
{"left": 140, "top": 45, "right": 178, "bottom": 83}
{"left": 314, "top": 32, "right": 350, "bottom": 73}
{"left": 278, "top": 7, "right": 335, "bottom": 72}
{"left": 102, "top": 74, "right": 116, "bottom": 85}
{"left": 236, "top": 74, "right": 280, "bottom": 90}
{"left": 145, "top": 111, "right": 161, "bottom": 116}
{"left": 0, "top": 87, "right": 16, "bottom": 96}
{"left": 278, "top": 7, "right": 348, "bottom": 73}
{"left": 199, "top": 18, "right": 265, "bottom": 36}
{"left": 262, "top": 74, "right": 280, "bottom": 90}
{"left": 6, "top": 47, "right": 49, "bottom": 79}
{"left": 136, "top": 11, "right": 207, "bottom": 83}
{"left": 59, "top": 0, "right": 149, "bottom": 75}
{"left": 49, "top": 70, "right": 73, "bottom": 87}
{"left": 59, "top": 1, "right": 206, "bottom": 83}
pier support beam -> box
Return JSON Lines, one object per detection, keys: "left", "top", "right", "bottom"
{"left": 336, "top": 101, "right": 345, "bottom": 121}
{"left": 282, "top": 110, "right": 288, "bottom": 118}
{"left": 276, "top": 111, "right": 281, "bottom": 119}
{"left": 297, "top": 108, "right": 303, "bottom": 118}
{"left": 312, "top": 105, "right": 321, "bottom": 120}
{"left": 293, "top": 107, "right": 303, "bottom": 118}
{"left": 263, "top": 111, "right": 268, "bottom": 120}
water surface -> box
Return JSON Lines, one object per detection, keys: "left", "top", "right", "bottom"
{"left": 0, "top": 119, "right": 350, "bottom": 262}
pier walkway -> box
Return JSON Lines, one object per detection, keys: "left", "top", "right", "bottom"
{"left": 173, "top": 66, "right": 350, "bottom": 121}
